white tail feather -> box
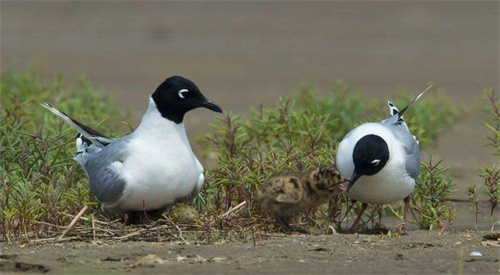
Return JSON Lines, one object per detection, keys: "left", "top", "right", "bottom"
{"left": 40, "top": 103, "right": 109, "bottom": 147}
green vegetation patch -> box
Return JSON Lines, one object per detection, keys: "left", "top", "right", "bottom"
{"left": 1, "top": 69, "right": 129, "bottom": 241}
{"left": 1, "top": 69, "right": 465, "bottom": 242}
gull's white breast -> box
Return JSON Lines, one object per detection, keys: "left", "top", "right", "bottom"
{"left": 336, "top": 123, "right": 415, "bottom": 204}
{"left": 112, "top": 101, "right": 204, "bottom": 211}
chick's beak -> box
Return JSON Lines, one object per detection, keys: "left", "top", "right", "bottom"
{"left": 201, "top": 99, "right": 223, "bottom": 113}
{"left": 337, "top": 183, "right": 348, "bottom": 193}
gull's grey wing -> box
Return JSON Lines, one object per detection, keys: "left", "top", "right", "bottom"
{"left": 385, "top": 124, "right": 420, "bottom": 180}
{"left": 82, "top": 138, "right": 130, "bottom": 206}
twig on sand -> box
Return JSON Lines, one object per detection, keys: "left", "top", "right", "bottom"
{"left": 57, "top": 205, "right": 88, "bottom": 241}
{"left": 172, "top": 222, "right": 186, "bottom": 242}
{"left": 329, "top": 225, "right": 337, "bottom": 234}
{"left": 35, "top": 221, "right": 65, "bottom": 229}
{"left": 206, "top": 201, "right": 248, "bottom": 228}
{"left": 92, "top": 214, "right": 96, "bottom": 241}
{"left": 113, "top": 229, "right": 146, "bottom": 240}
{"left": 61, "top": 212, "right": 114, "bottom": 225}
{"left": 222, "top": 201, "right": 247, "bottom": 218}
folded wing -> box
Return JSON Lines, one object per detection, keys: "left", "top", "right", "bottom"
{"left": 79, "top": 139, "right": 129, "bottom": 207}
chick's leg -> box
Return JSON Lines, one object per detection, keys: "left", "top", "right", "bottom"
{"left": 275, "top": 216, "right": 294, "bottom": 232}
{"left": 347, "top": 203, "right": 368, "bottom": 234}
{"left": 275, "top": 216, "right": 308, "bottom": 234}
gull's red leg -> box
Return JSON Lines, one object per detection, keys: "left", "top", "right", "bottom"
{"left": 347, "top": 203, "right": 368, "bottom": 234}
{"left": 377, "top": 204, "right": 383, "bottom": 225}
{"left": 142, "top": 200, "right": 153, "bottom": 224}
{"left": 398, "top": 195, "right": 411, "bottom": 235}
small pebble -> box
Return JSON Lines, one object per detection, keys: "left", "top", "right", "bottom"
{"left": 470, "top": 251, "right": 483, "bottom": 257}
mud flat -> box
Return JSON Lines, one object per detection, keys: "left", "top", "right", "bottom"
{"left": 1, "top": 231, "right": 498, "bottom": 274}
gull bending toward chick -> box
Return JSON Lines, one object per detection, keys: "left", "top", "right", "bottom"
{"left": 336, "top": 86, "right": 432, "bottom": 234}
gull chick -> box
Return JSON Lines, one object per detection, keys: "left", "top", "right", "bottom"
{"left": 42, "top": 76, "right": 222, "bottom": 222}
{"left": 336, "top": 86, "right": 431, "bottom": 234}
{"left": 257, "top": 165, "right": 347, "bottom": 232}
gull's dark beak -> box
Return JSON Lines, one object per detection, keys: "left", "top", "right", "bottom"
{"left": 347, "top": 171, "right": 362, "bottom": 191}
{"left": 201, "top": 99, "right": 223, "bottom": 113}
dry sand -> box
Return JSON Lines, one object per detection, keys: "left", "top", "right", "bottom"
{"left": 1, "top": 231, "right": 499, "bottom": 274}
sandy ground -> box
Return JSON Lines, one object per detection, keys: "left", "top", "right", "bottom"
{"left": 1, "top": 231, "right": 499, "bottom": 274}
{"left": 1, "top": 2, "right": 499, "bottom": 274}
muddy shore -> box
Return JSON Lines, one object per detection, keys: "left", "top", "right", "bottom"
{"left": 1, "top": 231, "right": 499, "bottom": 274}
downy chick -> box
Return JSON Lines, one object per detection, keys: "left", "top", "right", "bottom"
{"left": 257, "top": 165, "right": 347, "bottom": 232}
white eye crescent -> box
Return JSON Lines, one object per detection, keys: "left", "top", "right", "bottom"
{"left": 371, "top": 159, "right": 381, "bottom": 166}
{"left": 178, "top": 89, "right": 189, "bottom": 98}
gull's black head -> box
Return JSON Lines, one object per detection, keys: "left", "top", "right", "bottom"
{"left": 151, "top": 76, "right": 222, "bottom": 124}
{"left": 348, "top": 134, "right": 390, "bottom": 191}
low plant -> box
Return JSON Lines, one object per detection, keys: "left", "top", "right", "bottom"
{"left": 483, "top": 88, "right": 500, "bottom": 157}
{"left": 466, "top": 184, "right": 479, "bottom": 230}
{"left": 295, "top": 81, "right": 376, "bottom": 142}
{"left": 0, "top": 68, "right": 129, "bottom": 241}
{"left": 198, "top": 100, "right": 336, "bottom": 231}
{"left": 410, "top": 158, "right": 457, "bottom": 232}
{"left": 477, "top": 88, "right": 500, "bottom": 231}
{"left": 478, "top": 166, "right": 499, "bottom": 231}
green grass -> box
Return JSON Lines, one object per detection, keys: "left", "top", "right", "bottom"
{"left": 410, "top": 158, "right": 457, "bottom": 232}
{"left": 466, "top": 89, "right": 500, "bottom": 232}
{"left": 1, "top": 68, "right": 465, "bottom": 242}
{"left": 0, "top": 69, "right": 130, "bottom": 241}
{"left": 478, "top": 89, "right": 499, "bottom": 231}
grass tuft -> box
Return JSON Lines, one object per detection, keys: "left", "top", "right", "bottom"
{"left": 0, "top": 69, "right": 129, "bottom": 241}
{"left": 469, "top": 88, "right": 500, "bottom": 232}
{"left": 410, "top": 158, "right": 457, "bottom": 233}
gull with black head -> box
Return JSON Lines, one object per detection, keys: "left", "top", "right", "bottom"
{"left": 42, "top": 76, "right": 222, "bottom": 223}
{"left": 336, "top": 86, "right": 431, "bottom": 235}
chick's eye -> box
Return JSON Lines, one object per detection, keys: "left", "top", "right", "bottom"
{"left": 371, "top": 159, "right": 381, "bottom": 166}
{"left": 178, "top": 89, "right": 189, "bottom": 99}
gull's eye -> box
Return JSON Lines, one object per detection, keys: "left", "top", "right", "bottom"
{"left": 371, "top": 159, "right": 381, "bottom": 166}
{"left": 178, "top": 89, "right": 189, "bottom": 99}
